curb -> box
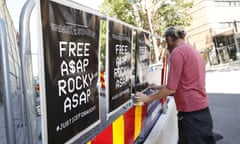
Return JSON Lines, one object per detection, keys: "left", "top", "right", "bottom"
{"left": 206, "top": 60, "right": 240, "bottom": 72}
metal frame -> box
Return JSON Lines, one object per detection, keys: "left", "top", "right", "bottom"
{"left": 105, "top": 18, "right": 110, "bottom": 118}
{"left": 34, "top": 0, "right": 48, "bottom": 143}
{"left": 19, "top": 0, "right": 37, "bottom": 144}
{"left": 0, "top": 18, "right": 16, "bottom": 144}
{"left": 18, "top": 0, "right": 164, "bottom": 143}
{"left": 53, "top": 0, "right": 105, "bottom": 18}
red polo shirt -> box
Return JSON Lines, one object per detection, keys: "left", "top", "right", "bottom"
{"left": 166, "top": 43, "right": 209, "bottom": 112}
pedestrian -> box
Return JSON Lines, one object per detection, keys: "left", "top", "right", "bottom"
{"left": 136, "top": 26, "right": 216, "bottom": 144}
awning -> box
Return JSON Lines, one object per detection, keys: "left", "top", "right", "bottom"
{"left": 214, "top": 29, "right": 234, "bottom": 36}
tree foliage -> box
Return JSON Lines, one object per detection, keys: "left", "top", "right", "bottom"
{"left": 99, "top": 0, "right": 193, "bottom": 63}
{"left": 100, "top": 0, "right": 137, "bottom": 25}
{"left": 100, "top": 0, "right": 193, "bottom": 36}
{"left": 156, "top": 0, "right": 193, "bottom": 34}
{"left": 99, "top": 0, "right": 136, "bottom": 69}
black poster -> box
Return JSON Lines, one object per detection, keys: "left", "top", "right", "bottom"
{"left": 40, "top": 1, "right": 100, "bottom": 143}
{"left": 108, "top": 21, "right": 132, "bottom": 113}
{"left": 135, "top": 31, "right": 151, "bottom": 84}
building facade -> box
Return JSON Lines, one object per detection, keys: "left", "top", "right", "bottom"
{"left": 186, "top": 0, "right": 240, "bottom": 65}
{"left": 0, "top": 0, "right": 26, "bottom": 143}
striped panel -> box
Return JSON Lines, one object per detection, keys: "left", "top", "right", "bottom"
{"left": 134, "top": 106, "right": 142, "bottom": 140}
{"left": 113, "top": 115, "right": 125, "bottom": 144}
{"left": 91, "top": 124, "right": 113, "bottom": 144}
{"left": 124, "top": 107, "right": 135, "bottom": 144}
{"left": 100, "top": 71, "right": 105, "bottom": 89}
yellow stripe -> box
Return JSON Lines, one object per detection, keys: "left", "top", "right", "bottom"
{"left": 134, "top": 106, "right": 142, "bottom": 139}
{"left": 87, "top": 141, "right": 91, "bottom": 144}
{"left": 113, "top": 115, "right": 124, "bottom": 144}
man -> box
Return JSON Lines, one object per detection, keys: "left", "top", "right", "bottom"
{"left": 136, "top": 27, "right": 215, "bottom": 144}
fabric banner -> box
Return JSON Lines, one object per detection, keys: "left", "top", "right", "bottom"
{"left": 40, "top": 1, "right": 100, "bottom": 143}
{"left": 108, "top": 21, "right": 132, "bottom": 113}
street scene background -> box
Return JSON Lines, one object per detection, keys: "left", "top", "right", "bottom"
{"left": 1, "top": 0, "right": 240, "bottom": 143}
{"left": 206, "top": 60, "right": 240, "bottom": 144}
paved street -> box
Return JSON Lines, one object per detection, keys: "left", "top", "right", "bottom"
{"left": 206, "top": 60, "right": 240, "bottom": 94}
{"left": 208, "top": 93, "right": 240, "bottom": 144}
{"left": 206, "top": 60, "right": 240, "bottom": 144}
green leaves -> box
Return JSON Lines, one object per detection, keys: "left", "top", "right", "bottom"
{"left": 100, "top": 0, "right": 137, "bottom": 25}
{"left": 99, "top": 0, "right": 193, "bottom": 65}
{"left": 100, "top": 0, "right": 193, "bottom": 36}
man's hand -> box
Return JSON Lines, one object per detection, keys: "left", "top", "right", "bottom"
{"left": 135, "top": 86, "right": 175, "bottom": 104}
{"left": 135, "top": 92, "right": 152, "bottom": 103}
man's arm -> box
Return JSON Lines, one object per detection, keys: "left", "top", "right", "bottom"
{"left": 136, "top": 86, "right": 176, "bottom": 103}
{"left": 149, "top": 83, "right": 165, "bottom": 90}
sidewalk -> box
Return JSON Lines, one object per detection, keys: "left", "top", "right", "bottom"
{"left": 206, "top": 60, "right": 240, "bottom": 72}
{"left": 206, "top": 60, "right": 240, "bottom": 94}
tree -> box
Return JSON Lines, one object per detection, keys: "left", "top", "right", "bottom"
{"left": 100, "top": 0, "right": 193, "bottom": 61}
{"left": 100, "top": 0, "right": 137, "bottom": 26}
{"left": 134, "top": 0, "right": 193, "bottom": 59}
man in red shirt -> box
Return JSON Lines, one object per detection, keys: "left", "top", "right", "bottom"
{"left": 136, "top": 27, "right": 215, "bottom": 144}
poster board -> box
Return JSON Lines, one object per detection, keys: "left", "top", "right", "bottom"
{"left": 107, "top": 20, "right": 132, "bottom": 114}
{"left": 40, "top": 1, "right": 100, "bottom": 143}
{"left": 135, "top": 31, "right": 151, "bottom": 85}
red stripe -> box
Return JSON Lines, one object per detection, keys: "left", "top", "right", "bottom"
{"left": 91, "top": 124, "right": 113, "bottom": 144}
{"left": 124, "top": 107, "right": 135, "bottom": 144}
{"left": 100, "top": 77, "right": 105, "bottom": 82}
{"left": 161, "top": 55, "right": 168, "bottom": 104}
{"left": 163, "top": 55, "right": 168, "bottom": 84}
